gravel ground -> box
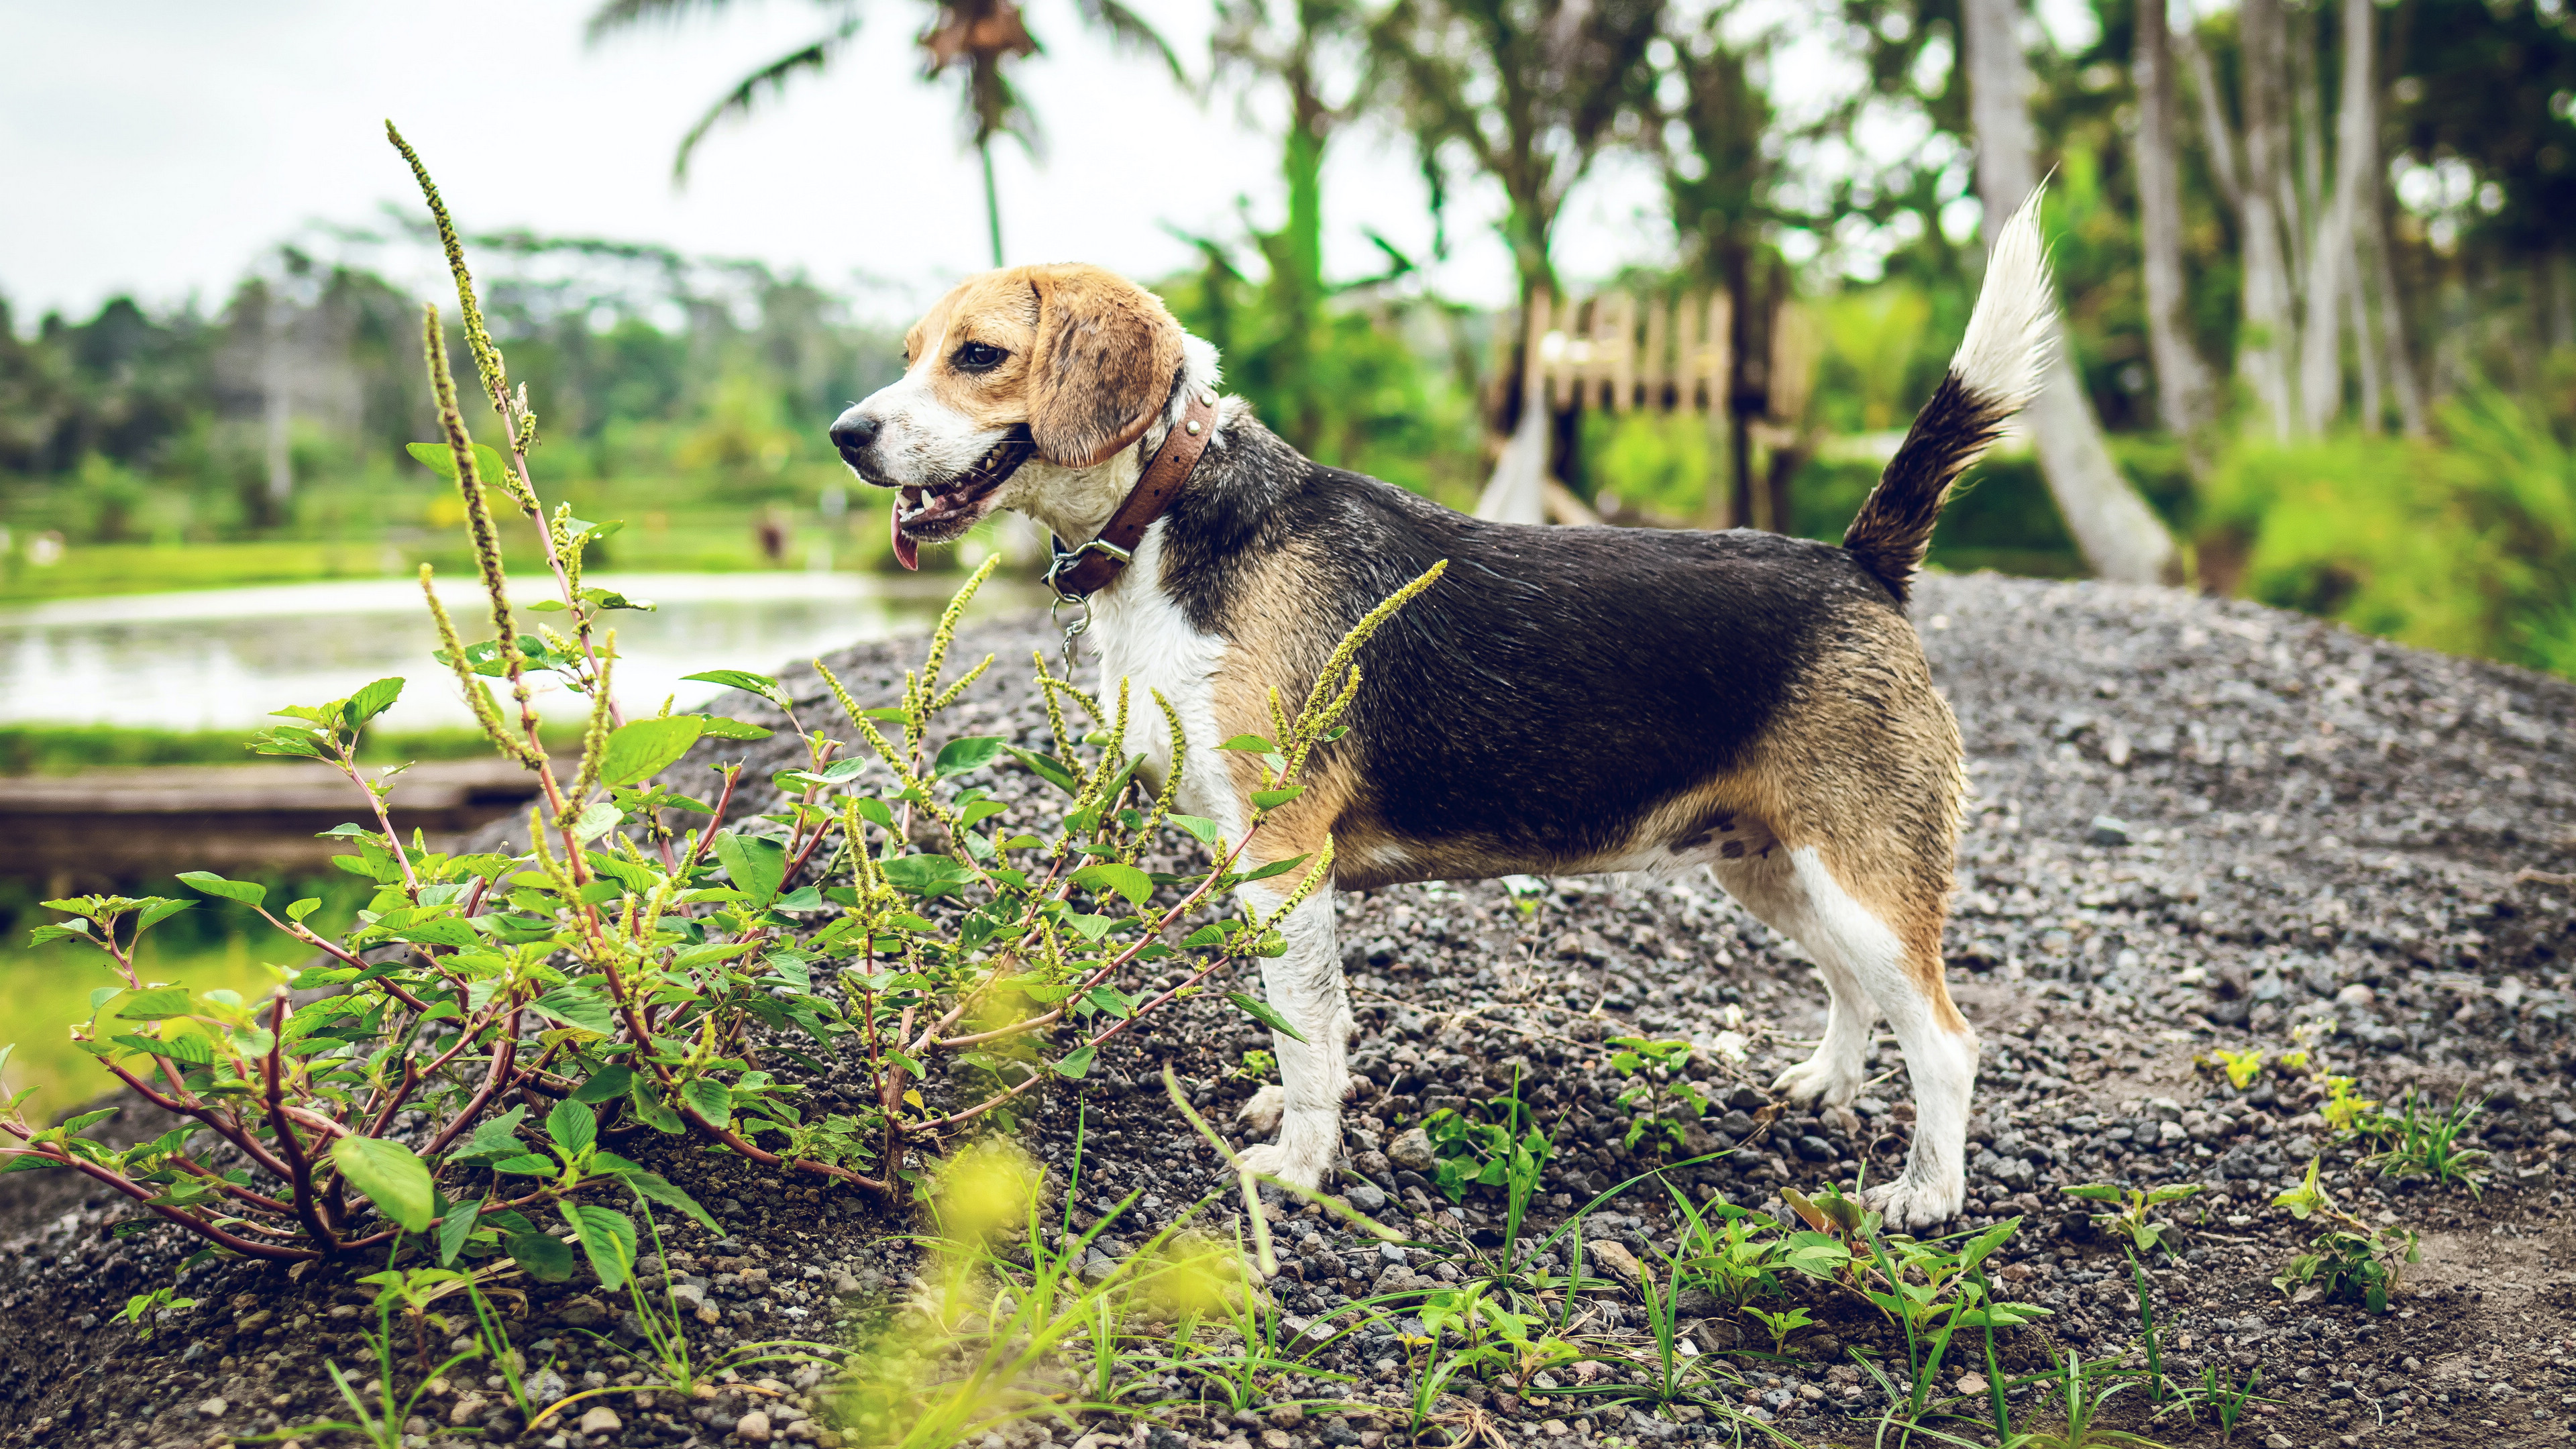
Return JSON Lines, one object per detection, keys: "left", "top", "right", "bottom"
{"left": 5, "top": 570, "right": 2573, "bottom": 1449}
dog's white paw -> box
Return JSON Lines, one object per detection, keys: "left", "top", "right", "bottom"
{"left": 1771, "top": 1053, "right": 1864, "bottom": 1109}
{"left": 1231, "top": 1140, "right": 1328, "bottom": 1193}
{"left": 1861, "top": 1171, "right": 1965, "bottom": 1232}
{"left": 1236, "top": 1085, "right": 1285, "bottom": 1136}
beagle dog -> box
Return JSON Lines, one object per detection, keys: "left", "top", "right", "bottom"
{"left": 829, "top": 194, "right": 2057, "bottom": 1228}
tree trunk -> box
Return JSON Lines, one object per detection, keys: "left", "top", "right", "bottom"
{"left": 2133, "top": 0, "right": 2219, "bottom": 441}
{"left": 2297, "top": 0, "right": 2376, "bottom": 433}
{"left": 2237, "top": 0, "right": 2298, "bottom": 440}
{"left": 979, "top": 140, "right": 1004, "bottom": 268}
{"left": 1962, "top": 0, "right": 2180, "bottom": 584}
{"left": 2364, "top": 191, "right": 2426, "bottom": 435}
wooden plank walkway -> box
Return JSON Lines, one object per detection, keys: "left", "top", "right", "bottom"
{"left": 2, "top": 758, "right": 553, "bottom": 881}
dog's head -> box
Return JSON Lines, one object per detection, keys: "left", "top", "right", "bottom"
{"left": 828, "top": 264, "right": 1187, "bottom": 561}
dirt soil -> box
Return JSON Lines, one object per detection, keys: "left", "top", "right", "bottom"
{"left": 5, "top": 570, "right": 2573, "bottom": 1449}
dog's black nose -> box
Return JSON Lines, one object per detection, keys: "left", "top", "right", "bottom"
{"left": 828, "top": 412, "right": 880, "bottom": 453}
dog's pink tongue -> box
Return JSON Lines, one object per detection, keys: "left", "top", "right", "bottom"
{"left": 891, "top": 495, "right": 918, "bottom": 571}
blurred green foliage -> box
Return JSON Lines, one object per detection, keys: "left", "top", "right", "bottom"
{"left": 2202, "top": 387, "right": 2576, "bottom": 676}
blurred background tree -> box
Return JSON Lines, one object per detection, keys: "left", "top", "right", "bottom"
{"left": 586, "top": 0, "right": 1179, "bottom": 265}
{"left": 4, "top": 0, "right": 2575, "bottom": 675}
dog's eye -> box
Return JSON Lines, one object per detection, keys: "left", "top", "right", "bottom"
{"left": 951, "top": 340, "right": 1006, "bottom": 372}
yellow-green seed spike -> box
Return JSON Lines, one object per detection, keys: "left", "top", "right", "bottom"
{"left": 386, "top": 122, "right": 508, "bottom": 423}
{"left": 420, "top": 564, "right": 528, "bottom": 765}
{"left": 1295, "top": 559, "right": 1448, "bottom": 727}
{"left": 929, "top": 653, "right": 994, "bottom": 713}
{"left": 573, "top": 631, "right": 616, "bottom": 804}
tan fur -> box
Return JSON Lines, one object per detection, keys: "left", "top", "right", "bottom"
{"left": 895, "top": 265, "right": 1185, "bottom": 468}
{"left": 1730, "top": 603, "right": 1968, "bottom": 1031}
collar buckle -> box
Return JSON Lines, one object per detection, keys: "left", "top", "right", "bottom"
{"left": 1043, "top": 537, "right": 1134, "bottom": 604}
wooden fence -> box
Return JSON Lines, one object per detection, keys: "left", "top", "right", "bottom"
{"left": 1481, "top": 289, "right": 1817, "bottom": 530}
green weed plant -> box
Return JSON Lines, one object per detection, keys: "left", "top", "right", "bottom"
{"left": 0, "top": 127, "right": 1438, "bottom": 1274}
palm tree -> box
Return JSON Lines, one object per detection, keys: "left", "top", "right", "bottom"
{"left": 588, "top": 0, "right": 1179, "bottom": 268}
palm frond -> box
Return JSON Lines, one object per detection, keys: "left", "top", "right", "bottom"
{"left": 584, "top": 0, "right": 745, "bottom": 46}
{"left": 672, "top": 19, "right": 861, "bottom": 181}
{"left": 1075, "top": 0, "right": 1185, "bottom": 82}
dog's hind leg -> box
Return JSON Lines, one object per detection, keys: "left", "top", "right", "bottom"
{"left": 1770, "top": 947, "right": 1875, "bottom": 1110}
{"left": 1231, "top": 885, "right": 1348, "bottom": 1192}
{"left": 1739, "top": 847, "right": 1974, "bottom": 1230}
{"left": 1704, "top": 849, "right": 1872, "bottom": 1109}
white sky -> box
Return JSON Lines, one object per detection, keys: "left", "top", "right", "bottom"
{"left": 0, "top": 0, "right": 1703, "bottom": 327}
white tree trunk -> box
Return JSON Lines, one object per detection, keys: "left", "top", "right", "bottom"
{"left": 2234, "top": 0, "right": 2300, "bottom": 441}
{"left": 2297, "top": 0, "right": 2377, "bottom": 434}
{"left": 2133, "top": 0, "right": 2218, "bottom": 439}
{"left": 1474, "top": 392, "right": 1550, "bottom": 525}
{"left": 1962, "top": 0, "right": 2179, "bottom": 584}
{"left": 2362, "top": 139, "right": 2428, "bottom": 435}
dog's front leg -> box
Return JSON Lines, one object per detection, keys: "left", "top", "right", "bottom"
{"left": 1232, "top": 885, "right": 1347, "bottom": 1192}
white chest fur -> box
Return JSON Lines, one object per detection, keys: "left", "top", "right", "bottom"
{"left": 1083, "top": 526, "right": 1246, "bottom": 841}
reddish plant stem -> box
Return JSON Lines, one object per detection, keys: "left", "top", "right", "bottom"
{"left": 423, "top": 1007, "right": 522, "bottom": 1161}
{"left": 19, "top": 1148, "right": 319, "bottom": 1261}
{"left": 261, "top": 997, "right": 339, "bottom": 1252}
{"left": 362, "top": 1057, "right": 423, "bottom": 1140}
{"left": 98, "top": 1058, "right": 299, "bottom": 1187}
{"left": 168, "top": 1158, "right": 296, "bottom": 1217}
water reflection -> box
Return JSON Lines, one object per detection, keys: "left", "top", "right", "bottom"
{"left": 0, "top": 572, "right": 1037, "bottom": 730}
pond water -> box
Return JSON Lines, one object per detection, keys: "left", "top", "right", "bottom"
{"left": 0, "top": 571, "right": 1041, "bottom": 731}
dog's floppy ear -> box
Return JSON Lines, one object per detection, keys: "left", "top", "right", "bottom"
{"left": 1026, "top": 266, "right": 1184, "bottom": 468}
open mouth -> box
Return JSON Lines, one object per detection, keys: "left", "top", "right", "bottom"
{"left": 888, "top": 427, "right": 1037, "bottom": 570}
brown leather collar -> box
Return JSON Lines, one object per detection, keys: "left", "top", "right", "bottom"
{"left": 1043, "top": 387, "right": 1220, "bottom": 602}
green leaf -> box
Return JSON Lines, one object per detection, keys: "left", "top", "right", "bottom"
{"left": 571, "top": 1066, "right": 634, "bottom": 1105}
{"left": 115, "top": 988, "right": 194, "bottom": 1022}
{"left": 529, "top": 982, "right": 617, "bottom": 1035}
{"left": 506, "top": 1230, "right": 577, "bottom": 1283}
{"left": 489, "top": 1154, "right": 560, "bottom": 1175}
{"left": 1238, "top": 853, "right": 1314, "bottom": 883}
{"left": 110, "top": 1032, "right": 213, "bottom": 1064}
{"left": 1069, "top": 862, "right": 1153, "bottom": 906}
{"left": 880, "top": 854, "right": 975, "bottom": 899}
{"left": 628, "top": 1078, "right": 686, "bottom": 1134}
{"left": 1166, "top": 814, "right": 1222, "bottom": 843}
{"left": 329, "top": 1137, "right": 435, "bottom": 1234}
{"left": 406, "top": 439, "right": 510, "bottom": 488}
{"left": 446, "top": 1104, "right": 529, "bottom": 1165}
{"left": 680, "top": 1078, "right": 733, "bottom": 1130}
{"left": 1225, "top": 991, "right": 1309, "bottom": 1044}
{"left": 345, "top": 678, "right": 405, "bottom": 731}
{"left": 1250, "top": 786, "right": 1305, "bottom": 810}
{"left": 436, "top": 1195, "right": 480, "bottom": 1267}
{"left": 394, "top": 916, "right": 480, "bottom": 949}
{"left": 681, "top": 669, "right": 786, "bottom": 704}
{"left": 560, "top": 1203, "right": 637, "bottom": 1291}
{"left": 688, "top": 714, "right": 775, "bottom": 741}
{"left": 1004, "top": 746, "right": 1079, "bottom": 794}
{"left": 286, "top": 898, "right": 321, "bottom": 924}
{"left": 175, "top": 872, "right": 266, "bottom": 908}
{"left": 598, "top": 716, "right": 704, "bottom": 788}
{"left": 1053, "top": 1044, "right": 1097, "bottom": 1080}
{"left": 568, "top": 802, "right": 624, "bottom": 843}
{"left": 136, "top": 898, "right": 194, "bottom": 932}
{"left": 712, "top": 833, "right": 787, "bottom": 906}
{"left": 544, "top": 1099, "right": 597, "bottom": 1158}
{"left": 1217, "top": 735, "right": 1277, "bottom": 753}
{"left": 1083, "top": 985, "right": 1138, "bottom": 1019}
{"left": 624, "top": 1171, "right": 720, "bottom": 1232}
{"left": 932, "top": 737, "right": 1010, "bottom": 777}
